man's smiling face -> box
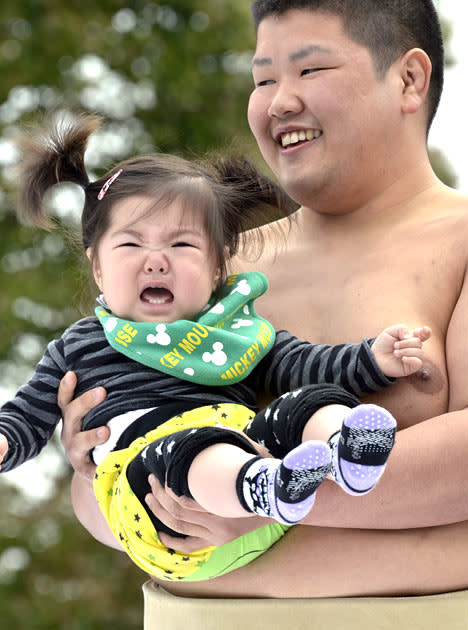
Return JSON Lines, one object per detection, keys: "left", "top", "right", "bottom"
{"left": 248, "top": 10, "right": 402, "bottom": 214}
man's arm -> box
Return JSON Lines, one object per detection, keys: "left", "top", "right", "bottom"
{"left": 58, "top": 371, "right": 119, "bottom": 547}
{"left": 70, "top": 473, "right": 123, "bottom": 551}
{"left": 60, "top": 258, "right": 468, "bottom": 537}
{"left": 147, "top": 406, "right": 468, "bottom": 552}
{"left": 308, "top": 263, "right": 468, "bottom": 526}
{"left": 305, "top": 407, "right": 468, "bottom": 528}
{"left": 150, "top": 266, "right": 468, "bottom": 545}
{"left": 59, "top": 371, "right": 109, "bottom": 480}
{"left": 154, "top": 519, "right": 468, "bottom": 598}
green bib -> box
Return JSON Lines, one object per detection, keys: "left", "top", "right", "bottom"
{"left": 95, "top": 272, "right": 275, "bottom": 386}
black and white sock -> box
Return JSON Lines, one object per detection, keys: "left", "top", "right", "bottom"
{"left": 237, "top": 441, "right": 331, "bottom": 525}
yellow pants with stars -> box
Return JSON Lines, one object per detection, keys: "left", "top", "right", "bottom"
{"left": 94, "top": 403, "right": 289, "bottom": 582}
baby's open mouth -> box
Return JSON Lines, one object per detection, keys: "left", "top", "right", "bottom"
{"left": 141, "top": 287, "right": 174, "bottom": 305}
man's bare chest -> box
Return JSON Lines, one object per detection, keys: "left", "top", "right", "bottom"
{"left": 257, "top": 228, "right": 460, "bottom": 341}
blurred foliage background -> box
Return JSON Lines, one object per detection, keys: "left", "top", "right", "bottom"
{"left": 0, "top": 1, "right": 458, "bottom": 628}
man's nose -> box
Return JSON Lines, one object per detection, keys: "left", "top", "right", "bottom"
{"left": 268, "top": 81, "right": 304, "bottom": 119}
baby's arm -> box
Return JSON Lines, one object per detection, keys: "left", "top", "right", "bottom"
{"left": 371, "top": 324, "right": 431, "bottom": 377}
{"left": 0, "top": 434, "right": 8, "bottom": 471}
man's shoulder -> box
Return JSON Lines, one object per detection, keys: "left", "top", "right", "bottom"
{"left": 431, "top": 187, "right": 468, "bottom": 221}
{"left": 417, "top": 187, "right": 468, "bottom": 247}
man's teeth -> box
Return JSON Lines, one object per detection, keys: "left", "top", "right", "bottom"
{"left": 280, "top": 129, "right": 321, "bottom": 147}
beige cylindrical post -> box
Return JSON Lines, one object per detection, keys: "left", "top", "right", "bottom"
{"left": 143, "top": 582, "right": 468, "bottom": 630}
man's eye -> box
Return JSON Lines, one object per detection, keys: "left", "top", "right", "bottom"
{"left": 301, "top": 67, "right": 327, "bottom": 76}
{"left": 256, "top": 79, "right": 275, "bottom": 87}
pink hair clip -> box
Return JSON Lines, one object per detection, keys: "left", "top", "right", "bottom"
{"left": 97, "top": 169, "right": 123, "bottom": 200}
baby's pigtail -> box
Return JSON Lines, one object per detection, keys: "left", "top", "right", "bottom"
{"left": 212, "top": 155, "right": 295, "bottom": 233}
{"left": 210, "top": 155, "right": 296, "bottom": 261}
{"left": 17, "top": 113, "right": 102, "bottom": 229}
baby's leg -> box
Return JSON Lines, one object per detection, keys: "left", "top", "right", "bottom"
{"left": 189, "top": 439, "right": 331, "bottom": 523}
{"left": 136, "top": 426, "right": 330, "bottom": 525}
{"left": 236, "top": 384, "right": 363, "bottom": 523}
{"left": 245, "top": 384, "right": 396, "bottom": 498}
{"left": 126, "top": 426, "right": 259, "bottom": 536}
{"left": 244, "top": 384, "right": 361, "bottom": 458}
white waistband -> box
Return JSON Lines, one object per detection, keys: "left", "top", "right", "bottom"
{"left": 92, "top": 407, "right": 157, "bottom": 465}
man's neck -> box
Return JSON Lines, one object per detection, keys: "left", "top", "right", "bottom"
{"left": 295, "top": 162, "right": 442, "bottom": 238}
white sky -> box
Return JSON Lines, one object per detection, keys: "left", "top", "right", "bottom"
{"left": 429, "top": 1, "right": 468, "bottom": 191}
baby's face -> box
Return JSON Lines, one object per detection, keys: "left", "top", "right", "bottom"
{"left": 89, "top": 195, "right": 219, "bottom": 323}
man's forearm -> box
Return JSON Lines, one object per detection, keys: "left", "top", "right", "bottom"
{"left": 303, "top": 409, "right": 468, "bottom": 529}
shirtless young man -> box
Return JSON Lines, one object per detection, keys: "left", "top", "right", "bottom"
{"left": 59, "top": 0, "right": 468, "bottom": 598}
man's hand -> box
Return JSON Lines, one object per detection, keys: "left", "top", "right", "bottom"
{"left": 0, "top": 434, "right": 8, "bottom": 471}
{"left": 372, "top": 324, "right": 432, "bottom": 377}
{"left": 58, "top": 371, "right": 109, "bottom": 481}
{"left": 145, "top": 474, "right": 267, "bottom": 552}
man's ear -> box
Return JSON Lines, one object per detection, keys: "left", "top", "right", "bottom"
{"left": 399, "top": 48, "right": 432, "bottom": 115}
{"left": 87, "top": 247, "right": 102, "bottom": 290}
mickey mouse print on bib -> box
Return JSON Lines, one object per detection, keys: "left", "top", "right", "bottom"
{"left": 96, "top": 272, "right": 276, "bottom": 385}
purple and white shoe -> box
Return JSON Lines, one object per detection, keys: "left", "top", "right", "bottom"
{"left": 329, "top": 404, "right": 396, "bottom": 495}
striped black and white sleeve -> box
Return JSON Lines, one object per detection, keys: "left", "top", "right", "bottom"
{"left": 254, "top": 330, "right": 395, "bottom": 398}
{"left": 0, "top": 337, "right": 68, "bottom": 473}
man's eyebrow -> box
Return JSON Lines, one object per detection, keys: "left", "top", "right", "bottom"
{"left": 289, "top": 44, "right": 333, "bottom": 62}
{"left": 252, "top": 56, "right": 272, "bottom": 67}
{"left": 252, "top": 44, "right": 333, "bottom": 67}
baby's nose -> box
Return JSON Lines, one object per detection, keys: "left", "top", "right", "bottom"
{"left": 144, "top": 250, "right": 168, "bottom": 274}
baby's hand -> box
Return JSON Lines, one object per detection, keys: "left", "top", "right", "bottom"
{"left": 372, "top": 324, "right": 432, "bottom": 378}
{"left": 0, "top": 434, "right": 8, "bottom": 471}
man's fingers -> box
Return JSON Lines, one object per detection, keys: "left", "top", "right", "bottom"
{"left": 57, "top": 371, "right": 78, "bottom": 408}
{"left": 61, "top": 403, "right": 108, "bottom": 447}
{"left": 59, "top": 373, "right": 106, "bottom": 441}
{"left": 145, "top": 492, "right": 208, "bottom": 539}
{"left": 145, "top": 475, "right": 211, "bottom": 538}
{"left": 57, "top": 371, "right": 107, "bottom": 480}
{"left": 147, "top": 475, "right": 205, "bottom": 513}
{"left": 0, "top": 435, "right": 8, "bottom": 468}
{"left": 66, "top": 427, "right": 109, "bottom": 454}
{"left": 58, "top": 371, "right": 106, "bottom": 414}
{"left": 158, "top": 531, "right": 210, "bottom": 553}
{"left": 62, "top": 428, "right": 105, "bottom": 480}
{"left": 62, "top": 387, "right": 106, "bottom": 423}
{"left": 0, "top": 434, "right": 8, "bottom": 452}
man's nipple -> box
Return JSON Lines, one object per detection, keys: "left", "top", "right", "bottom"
{"left": 409, "top": 361, "right": 444, "bottom": 394}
